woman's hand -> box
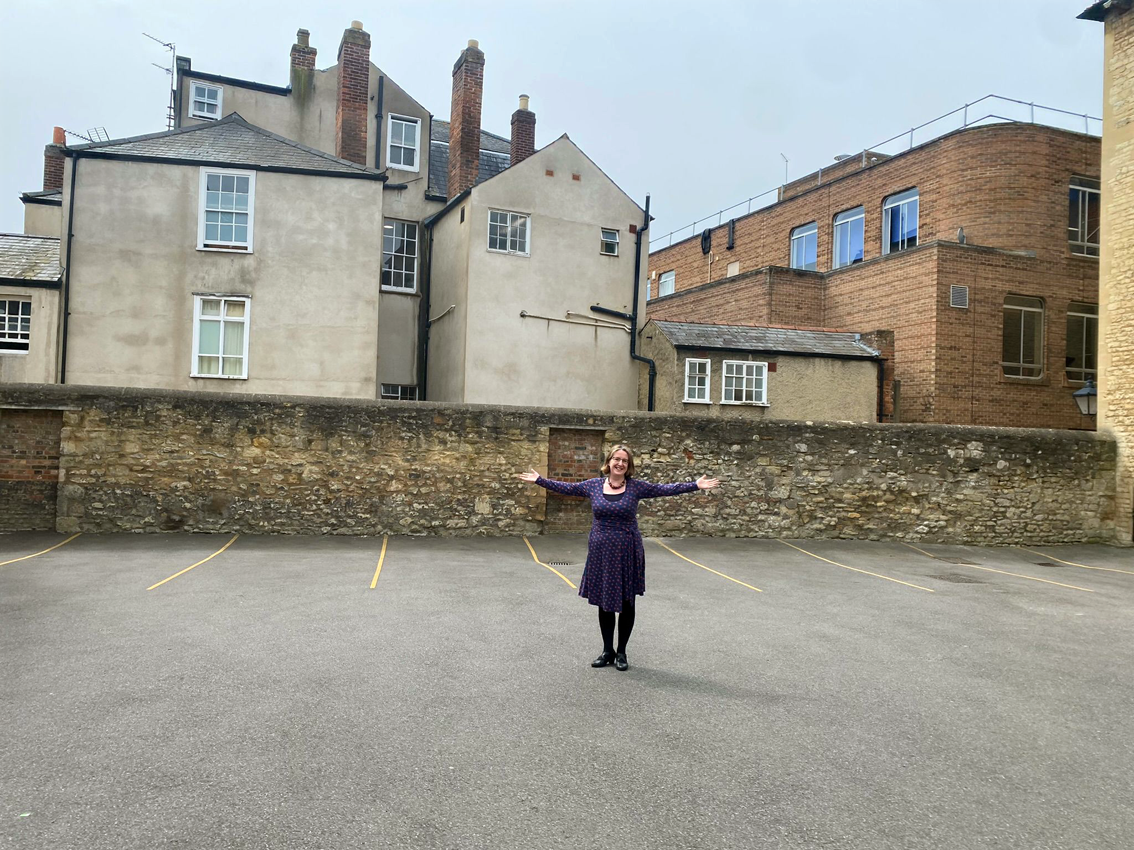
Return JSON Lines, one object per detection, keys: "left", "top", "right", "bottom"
{"left": 695, "top": 475, "right": 720, "bottom": 490}
{"left": 518, "top": 468, "right": 541, "bottom": 483}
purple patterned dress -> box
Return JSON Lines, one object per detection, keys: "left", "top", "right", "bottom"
{"left": 536, "top": 476, "right": 699, "bottom": 613}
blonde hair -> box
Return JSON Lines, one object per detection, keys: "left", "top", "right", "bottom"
{"left": 601, "top": 444, "right": 636, "bottom": 478}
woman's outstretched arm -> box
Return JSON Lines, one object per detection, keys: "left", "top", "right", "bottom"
{"left": 634, "top": 475, "right": 720, "bottom": 499}
{"left": 517, "top": 468, "right": 588, "bottom": 497}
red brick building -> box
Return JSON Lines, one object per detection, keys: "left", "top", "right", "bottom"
{"left": 646, "top": 124, "right": 1100, "bottom": 429}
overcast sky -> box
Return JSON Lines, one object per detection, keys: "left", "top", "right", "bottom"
{"left": 1, "top": 0, "right": 1104, "bottom": 243}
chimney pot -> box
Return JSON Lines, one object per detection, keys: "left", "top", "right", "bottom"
{"left": 519, "top": 94, "right": 529, "bottom": 111}
{"left": 352, "top": 20, "right": 363, "bottom": 30}
{"left": 52, "top": 126, "right": 66, "bottom": 145}
{"left": 296, "top": 28, "right": 310, "bottom": 46}
{"left": 468, "top": 39, "right": 479, "bottom": 48}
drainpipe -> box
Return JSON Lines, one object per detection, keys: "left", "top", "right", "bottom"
{"left": 591, "top": 194, "right": 656, "bottom": 410}
{"left": 374, "top": 76, "right": 384, "bottom": 167}
{"left": 60, "top": 153, "right": 79, "bottom": 384}
{"left": 416, "top": 225, "right": 433, "bottom": 398}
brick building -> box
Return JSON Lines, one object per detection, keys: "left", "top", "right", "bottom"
{"left": 645, "top": 123, "right": 1100, "bottom": 429}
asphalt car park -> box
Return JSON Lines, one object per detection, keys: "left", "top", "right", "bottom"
{"left": 2, "top": 531, "right": 1133, "bottom": 849}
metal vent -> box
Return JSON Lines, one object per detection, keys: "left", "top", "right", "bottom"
{"left": 950, "top": 285, "right": 969, "bottom": 309}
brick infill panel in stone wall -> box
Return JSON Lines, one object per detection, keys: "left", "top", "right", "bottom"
{"left": 0, "top": 408, "right": 63, "bottom": 531}
{"left": 0, "top": 384, "right": 1119, "bottom": 543}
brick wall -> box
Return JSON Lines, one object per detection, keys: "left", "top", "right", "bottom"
{"left": 545, "top": 428, "right": 604, "bottom": 533}
{"left": 0, "top": 408, "right": 63, "bottom": 531}
{"left": 0, "top": 384, "right": 1118, "bottom": 544}
{"left": 449, "top": 42, "right": 485, "bottom": 199}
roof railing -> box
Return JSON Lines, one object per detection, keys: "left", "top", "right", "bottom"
{"left": 649, "top": 94, "right": 1102, "bottom": 251}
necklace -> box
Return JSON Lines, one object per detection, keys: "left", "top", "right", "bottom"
{"left": 607, "top": 478, "right": 626, "bottom": 491}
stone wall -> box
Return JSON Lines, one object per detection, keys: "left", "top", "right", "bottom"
{"left": 0, "top": 383, "right": 1119, "bottom": 544}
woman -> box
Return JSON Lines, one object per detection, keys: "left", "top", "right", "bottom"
{"left": 519, "top": 445, "right": 719, "bottom": 671}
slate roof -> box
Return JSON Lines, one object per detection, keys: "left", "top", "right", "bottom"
{"left": 20, "top": 189, "right": 63, "bottom": 205}
{"left": 650, "top": 321, "right": 880, "bottom": 359}
{"left": 1078, "top": 0, "right": 1129, "bottom": 21}
{"left": 427, "top": 119, "right": 511, "bottom": 197}
{"left": 66, "top": 113, "right": 382, "bottom": 178}
{"left": 0, "top": 234, "right": 62, "bottom": 283}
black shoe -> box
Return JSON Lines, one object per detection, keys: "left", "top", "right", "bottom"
{"left": 591, "top": 651, "right": 615, "bottom": 668}
{"left": 614, "top": 652, "right": 629, "bottom": 671}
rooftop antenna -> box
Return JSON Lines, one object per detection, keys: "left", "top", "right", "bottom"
{"left": 780, "top": 153, "right": 789, "bottom": 184}
{"left": 144, "top": 32, "right": 177, "bottom": 130}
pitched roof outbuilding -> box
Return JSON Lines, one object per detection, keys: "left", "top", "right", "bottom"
{"left": 649, "top": 320, "right": 881, "bottom": 359}
{"left": 66, "top": 113, "right": 384, "bottom": 179}
{"left": 0, "top": 234, "right": 62, "bottom": 284}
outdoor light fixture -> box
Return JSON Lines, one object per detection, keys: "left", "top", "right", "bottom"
{"left": 1073, "top": 378, "right": 1098, "bottom": 416}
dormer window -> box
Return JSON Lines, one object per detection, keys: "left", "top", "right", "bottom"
{"left": 189, "top": 82, "right": 222, "bottom": 120}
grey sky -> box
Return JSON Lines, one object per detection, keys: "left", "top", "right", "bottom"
{"left": 1, "top": 0, "right": 1103, "bottom": 243}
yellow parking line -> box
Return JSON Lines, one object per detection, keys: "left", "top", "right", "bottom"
{"left": 522, "top": 537, "right": 577, "bottom": 589}
{"left": 146, "top": 534, "right": 239, "bottom": 590}
{"left": 650, "top": 539, "right": 762, "bottom": 592}
{"left": 0, "top": 533, "right": 82, "bottom": 567}
{"left": 1018, "top": 546, "right": 1134, "bottom": 576}
{"left": 900, "top": 542, "right": 1095, "bottom": 592}
{"left": 369, "top": 536, "right": 389, "bottom": 589}
{"left": 778, "top": 539, "right": 934, "bottom": 592}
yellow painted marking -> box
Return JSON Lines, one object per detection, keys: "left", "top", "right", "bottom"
{"left": 900, "top": 542, "right": 1094, "bottom": 592}
{"left": 778, "top": 539, "right": 934, "bottom": 593}
{"left": 522, "top": 537, "right": 577, "bottom": 589}
{"left": 1018, "top": 546, "right": 1134, "bottom": 577}
{"left": 650, "top": 539, "right": 762, "bottom": 592}
{"left": 0, "top": 533, "right": 81, "bottom": 567}
{"left": 369, "top": 536, "right": 389, "bottom": 589}
{"left": 146, "top": 534, "right": 239, "bottom": 590}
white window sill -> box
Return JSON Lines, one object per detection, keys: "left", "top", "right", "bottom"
{"left": 600, "top": 252, "right": 619, "bottom": 258}
{"left": 0, "top": 350, "right": 30, "bottom": 356}
{"left": 386, "top": 164, "right": 421, "bottom": 174}
{"left": 721, "top": 400, "right": 769, "bottom": 406}
{"left": 198, "top": 245, "right": 253, "bottom": 254}
{"left": 380, "top": 286, "right": 418, "bottom": 295}
{"left": 683, "top": 398, "right": 711, "bottom": 404}
{"left": 190, "top": 374, "right": 248, "bottom": 380}
{"left": 487, "top": 248, "right": 530, "bottom": 257}
{"left": 190, "top": 113, "right": 220, "bottom": 121}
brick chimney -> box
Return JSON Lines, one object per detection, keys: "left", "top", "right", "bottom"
{"left": 510, "top": 94, "right": 536, "bottom": 166}
{"left": 449, "top": 39, "right": 485, "bottom": 199}
{"left": 335, "top": 21, "right": 370, "bottom": 165}
{"left": 43, "top": 127, "right": 66, "bottom": 192}
{"left": 290, "top": 28, "right": 317, "bottom": 100}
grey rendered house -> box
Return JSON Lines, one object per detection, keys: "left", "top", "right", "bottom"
{"left": 639, "top": 320, "right": 891, "bottom": 422}
{"left": 5, "top": 21, "right": 648, "bottom": 411}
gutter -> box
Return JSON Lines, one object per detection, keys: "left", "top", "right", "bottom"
{"left": 591, "top": 194, "right": 656, "bottom": 410}
{"left": 60, "top": 154, "right": 79, "bottom": 383}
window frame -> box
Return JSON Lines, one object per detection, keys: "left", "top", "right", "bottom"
{"left": 487, "top": 209, "right": 531, "bottom": 256}
{"left": 382, "top": 219, "right": 419, "bottom": 293}
{"left": 1001, "top": 295, "right": 1045, "bottom": 379}
{"left": 191, "top": 294, "right": 251, "bottom": 380}
{"left": 387, "top": 115, "right": 421, "bottom": 173}
{"left": 197, "top": 167, "right": 256, "bottom": 253}
{"left": 832, "top": 206, "right": 865, "bottom": 269}
{"left": 658, "top": 270, "right": 676, "bottom": 297}
{"left": 189, "top": 81, "right": 223, "bottom": 120}
{"left": 789, "top": 222, "right": 818, "bottom": 271}
{"left": 1068, "top": 176, "right": 1100, "bottom": 258}
{"left": 600, "top": 228, "right": 620, "bottom": 257}
{"left": 882, "top": 188, "right": 919, "bottom": 256}
{"left": 380, "top": 384, "right": 419, "bottom": 401}
{"left": 1065, "top": 302, "right": 1098, "bottom": 385}
{"left": 721, "top": 360, "right": 768, "bottom": 405}
{"left": 683, "top": 358, "right": 711, "bottom": 404}
{"left": 0, "top": 298, "right": 32, "bottom": 354}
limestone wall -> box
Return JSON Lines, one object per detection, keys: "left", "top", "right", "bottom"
{"left": 0, "top": 383, "right": 1118, "bottom": 543}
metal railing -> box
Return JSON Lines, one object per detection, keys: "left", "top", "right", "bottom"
{"left": 649, "top": 94, "right": 1102, "bottom": 251}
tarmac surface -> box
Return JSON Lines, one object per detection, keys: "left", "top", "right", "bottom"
{"left": 2, "top": 531, "right": 1133, "bottom": 849}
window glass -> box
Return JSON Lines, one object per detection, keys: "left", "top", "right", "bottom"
{"left": 201, "top": 170, "right": 253, "bottom": 249}
{"left": 190, "top": 82, "right": 222, "bottom": 119}
{"left": 883, "top": 188, "right": 919, "bottom": 255}
{"left": 488, "top": 210, "right": 529, "bottom": 254}
{"left": 383, "top": 220, "right": 419, "bottom": 291}
{"left": 833, "top": 207, "right": 865, "bottom": 269}
{"left": 658, "top": 270, "right": 675, "bottom": 297}
{"left": 389, "top": 117, "right": 420, "bottom": 169}
{"left": 0, "top": 299, "right": 32, "bottom": 352}
{"left": 684, "top": 359, "right": 710, "bottom": 402}
{"left": 790, "top": 222, "right": 818, "bottom": 271}
{"left": 1066, "top": 302, "right": 1098, "bottom": 383}
{"left": 1002, "top": 295, "right": 1044, "bottom": 378}
{"left": 601, "top": 229, "right": 619, "bottom": 256}
{"left": 194, "top": 296, "right": 249, "bottom": 379}
{"left": 1069, "top": 177, "right": 1100, "bottom": 257}
{"left": 722, "top": 361, "right": 767, "bottom": 404}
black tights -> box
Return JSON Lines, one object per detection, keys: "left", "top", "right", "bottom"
{"left": 598, "top": 599, "right": 636, "bottom": 655}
